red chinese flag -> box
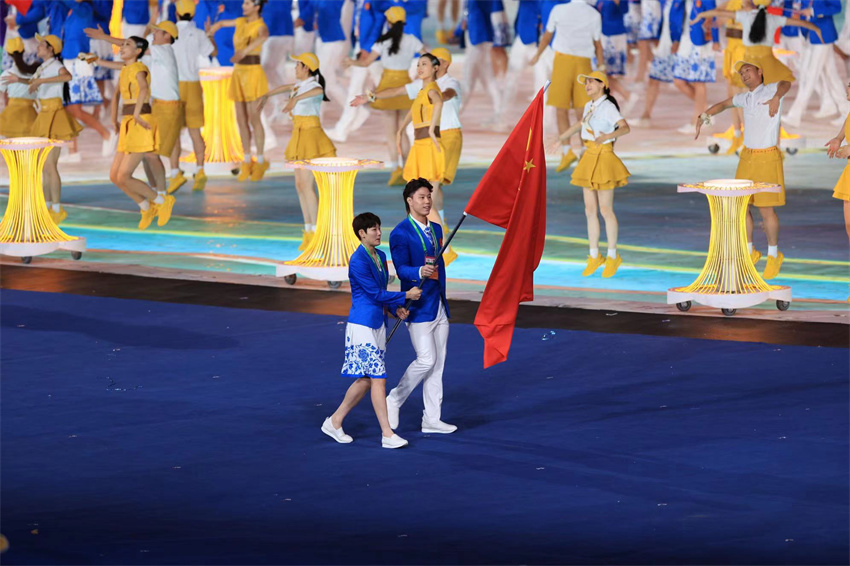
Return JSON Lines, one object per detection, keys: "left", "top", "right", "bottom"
{"left": 466, "top": 87, "right": 547, "bottom": 368}
{"left": 6, "top": 0, "right": 33, "bottom": 15}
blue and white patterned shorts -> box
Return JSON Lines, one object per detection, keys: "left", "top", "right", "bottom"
{"left": 603, "top": 34, "right": 628, "bottom": 76}
{"left": 341, "top": 323, "right": 388, "bottom": 379}
{"left": 625, "top": 2, "right": 641, "bottom": 44}
{"left": 649, "top": 52, "right": 674, "bottom": 82}
{"left": 672, "top": 48, "right": 716, "bottom": 83}
{"left": 68, "top": 75, "right": 103, "bottom": 105}
{"left": 90, "top": 39, "right": 114, "bottom": 80}
{"left": 638, "top": 0, "right": 662, "bottom": 40}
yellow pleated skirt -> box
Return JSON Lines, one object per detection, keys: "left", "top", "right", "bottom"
{"left": 229, "top": 64, "right": 269, "bottom": 102}
{"left": 0, "top": 97, "right": 38, "bottom": 138}
{"left": 723, "top": 37, "right": 746, "bottom": 88}
{"left": 440, "top": 128, "right": 462, "bottom": 185}
{"left": 833, "top": 162, "right": 850, "bottom": 201}
{"left": 118, "top": 112, "right": 160, "bottom": 154}
{"left": 403, "top": 137, "right": 445, "bottom": 183}
{"left": 179, "top": 81, "right": 204, "bottom": 128}
{"left": 152, "top": 100, "right": 184, "bottom": 157}
{"left": 285, "top": 115, "right": 336, "bottom": 160}
{"left": 548, "top": 52, "right": 592, "bottom": 109}
{"left": 571, "top": 141, "right": 630, "bottom": 190}
{"left": 736, "top": 146, "right": 785, "bottom": 207}
{"left": 743, "top": 45, "right": 795, "bottom": 84}
{"left": 30, "top": 98, "right": 83, "bottom": 141}
{"left": 372, "top": 69, "right": 412, "bottom": 111}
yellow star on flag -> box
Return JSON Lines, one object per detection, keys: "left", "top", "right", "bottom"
{"left": 523, "top": 159, "right": 535, "bottom": 172}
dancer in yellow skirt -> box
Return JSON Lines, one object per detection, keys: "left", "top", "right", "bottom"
{"left": 718, "top": 0, "right": 746, "bottom": 154}
{"left": 551, "top": 71, "right": 630, "bottom": 278}
{"left": 0, "top": 37, "right": 37, "bottom": 139}
{"left": 209, "top": 0, "right": 270, "bottom": 181}
{"left": 344, "top": 6, "right": 422, "bottom": 186}
{"left": 2, "top": 35, "right": 81, "bottom": 224}
{"left": 398, "top": 54, "right": 444, "bottom": 192}
{"left": 109, "top": 37, "right": 177, "bottom": 230}
{"left": 696, "top": 60, "right": 791, "bottom": 279}
{"left": 258, "top": 52, "right": 336, "bottom": 251}
{"left": 825, "top": 86, "right": 850, "bottom": 247}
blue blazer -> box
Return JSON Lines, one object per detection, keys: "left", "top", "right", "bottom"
{"left": 389, "top": 217, "right": 449, "bottom": 324}
{"left": 348, "top": 246, "right": 406, "bottom": 330}
{"left": 803, "top": 0, "right": 840, "bottom": 45}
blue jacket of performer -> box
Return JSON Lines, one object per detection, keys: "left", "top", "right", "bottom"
{"left": 781, "top": 0, "right": 802, "bottom": 37}
{"left": 390, "top": 217, "right": 449, "bottom": 324}
{"left": 123, "top": 0, "right": 150, "bottom": 25}
{"left": 466, "top": 0, "right": 495, "bottom": 45}
{"left": 515, "top": 0, "right": 541, "bottom": 46}
{"left": 263, "top": 0, "right": 293, "bottom": 36}
{"left": 669, "top": 0, "right": 716, "bottom": 45}
{"left": 597, "top": 0, "right": 630, "bottom": 37}
{"left": 348, "top": 246, "right": 406, "bottom": 329}
{"left": 17, "top": 0, "right": 68, "bottom": 37}
{"left": 802, "top": 0, "right": 840, "bottom": 45}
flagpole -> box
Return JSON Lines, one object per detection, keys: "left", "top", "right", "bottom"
{"left": 386, "top": 212, "right": 468, "bottom": 345}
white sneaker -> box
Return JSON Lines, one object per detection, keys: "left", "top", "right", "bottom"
{"left": 814, "top": 107, "right": 838, "bottom": 119}
{"left": 676, "top": 122, "right": 695, "bottom": 135}
{"left": 381, "top": 433, "right": 408, "bottom": 449}
{"left": 327, "top": 127, "right": 348, "bottom": 143}
{"left": 386, "top": 395, "right": 399, "bottom": 430}
{"left": 630, "top": 117, "right": 651, "bottom": 128}
{"left": 59, "top": 150, "right": 82, "bottom": 163}
{"left": 421, "top": 419, "right": 458, "bottom": 434}
{"left": 623, "top": 92, "right": 640, "bottom": 116}
{"left": 321, "top": 417, "right": 353, "bottom": 444}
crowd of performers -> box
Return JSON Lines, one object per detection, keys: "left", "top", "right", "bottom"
{"left": 1, "top": 0, "right": 849, "bottom": 281}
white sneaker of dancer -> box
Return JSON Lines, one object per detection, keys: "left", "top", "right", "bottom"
{"left": 321, "top": 417, "right": 353, "bottom": 444}
{"left": 382, "top": 434, "right": 408, "bottom": 449}
{"left": 421, "top": 419, "right": 457, "bottom": 434}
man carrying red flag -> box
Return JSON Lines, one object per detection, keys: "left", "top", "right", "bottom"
{"left": 466, "top": 86, "right": 548, "bottom": 368}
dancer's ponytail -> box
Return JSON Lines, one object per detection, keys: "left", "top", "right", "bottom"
{"left": 603, "top": 86, "right": 620, "bottom": 112}
{"left": 311, "top": 68, "right": 330, "bottom": 102}
{"left": 748, "top": 6, "right": 767, "bottom": 44}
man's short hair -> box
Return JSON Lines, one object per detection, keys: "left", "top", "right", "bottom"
{"left": 352, "top": 212, "right": 381, "bottom": 239}
{"left": 403, "top": 178, "right": 433, "bottom": 213}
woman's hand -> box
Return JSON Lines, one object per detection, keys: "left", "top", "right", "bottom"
{"left": 395, "top": 307, "right": 410, "bottom": 320}
{"left": 342, "top": 58, "right": 354, "bottom": 68}
{"left": 671, "top": 41, "right": 680, "bottom": 54}
{"left": 761, "top": 95, "right": 781, "bottom": 117}
{"left": 431, "top": 133, "right": 441, "bottom": 152}
{"left": 350, "top": 94, "right": 369, "bottom": 107}
{"left": 256, "top": 94, "right": 269, "bottom": 113}
{"left": 113, "top": 119, "right": 121, "bottom": 134}
{"left": 594, "top": 133, "right": 609, "bottom": 145}
{"left": 396, "top": 130, "right": 404, "bottom": 158}
{"left": 1, "top": 74, "right": 21, "bottom": 85}
{"left": 230, "top": 49, "right": 245, "bottom": 64}
{"left": 134, "top": 114, "right": 151, "bottom": 130}
{"left": 405, "top": 287, "right": 422, "bottom": 301}
{"left": 27, "top": 78, "right": 41, "bottom": 94}
{"left": 282, "top": 97, "right": 295, "bottom": 114}
{"left": 837, "top": 145, "right": 850, "bottom": 159}
{"left": 529, "top": 53, "right": 540, "bottom": 66}
{"left": 825, "top": 136, "right": 842, "bottom": 158}
{"left": 547, "top": 137, "right": 563, "bottom": 155}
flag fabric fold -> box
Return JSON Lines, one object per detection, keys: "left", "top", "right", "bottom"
{"left": 465, "top": 87, "right": 548, "bottom": 368}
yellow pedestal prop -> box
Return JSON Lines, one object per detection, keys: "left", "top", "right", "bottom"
{"left": 667, "top": 179, "right": 791, "bottom": 316}
{"left": 182, "top": 67, "right": 244, "bottom": 169}
{"left": 0, "top": 138, "right": 86, "bottom": 263}
{"left": 277, "top": 158, "right": 383, "bottom": 288}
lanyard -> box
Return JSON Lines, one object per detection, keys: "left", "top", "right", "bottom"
{"left": 408, "top": 215, "right": 438, "bottom": 256}
{"left": 363, "top": 245, "right": 387, "bottom": 286}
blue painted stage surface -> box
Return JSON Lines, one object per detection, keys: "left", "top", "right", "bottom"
{"left": 1, "top": 290, "right": 847, "bottom": 565}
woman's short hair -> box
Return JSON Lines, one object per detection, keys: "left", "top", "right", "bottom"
{"left": 352, "top": 212, "right": 381, "bottom": 238}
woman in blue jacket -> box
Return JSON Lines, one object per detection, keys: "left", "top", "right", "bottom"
{"left": 322, "top": 212, "right": 422, "bottom": 450}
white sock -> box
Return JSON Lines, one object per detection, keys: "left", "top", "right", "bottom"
{"left": 607, "top": 248, "right": 617, "bottom": 259}
{"left": 154, "top": 195, "right": 165, "bottom": 205}
{"left": 139, "top": 200, "right": 150, "bottom": 211}
{"left": 561, "top": 145, "right": 571, "bottom": 155}
{"left": 170, "top": 168, "right": 180, "bottom": 179}
{"left": 46, "top": 201, "right": 53, "bottom": 208}
{"left": 244, "top": 157, "right": 252, "bottom": 164}
{"left": 768, "top": 245, "right": 778, "bottom": 258}
{"left": 589, "top": 248, "right": 599, "bottom": 259}
{"left": 51, "top": 203, "right": 60, "bottom": 213}
{"left": 734, "top": 129, "right": 742, "bottom": 137}
{"left": 157, "top": 190, "right": 166, "bottom": 198}
{"left": 438, "top": 210, "right": 445, "bottom": 224}
{"left": 747, "top": 242, "right": 753, "bottom": 254}
{"left": 304, "top": 223, "right": 311, "bottom": 232}
{"left": 196, "top": 167, "right": 204, "bottom": 174}
{"left": 257, "top": 155, "right": 265, "bottom": 164}
{"left": 309, "top": 224, "right": 316, "bottom": 232}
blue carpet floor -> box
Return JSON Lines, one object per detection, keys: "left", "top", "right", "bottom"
{"left": 1, "top": 290, "right": 847, "bottom": 565}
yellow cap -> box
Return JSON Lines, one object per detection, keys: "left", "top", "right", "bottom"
{"left": 734, "top": 59, "right": 761, "bottom": 73}
{"left": 577, "top": 70, "right": 609, "bottom": 88}
{"left": 385, "top": 6, "right": 406, "bottom": 23}
{"left": 752, "top": 0, "right": 771, "bottom": 6}
{"left": 153, "top": 21, "right": 179, "bottom": 39}
{"left": 290, "top": 52, "right": 320, "bottom": 71}
{"left": 431, "top": 47, "right": 452, "bottom": 63}
{"left": 176, "top": 0, "right": 196, "bottom": 16}
{"left": 36, "top": 34, "right": 62, "bottom": 55}
{"left": 5, "top": 36, "right": 24, "bottom": 54}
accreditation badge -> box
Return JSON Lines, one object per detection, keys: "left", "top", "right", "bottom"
{"left": 424, "top": 255, "right": 439, "bottom": 280}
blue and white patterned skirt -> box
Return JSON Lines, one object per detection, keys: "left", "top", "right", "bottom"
{"left": 625, "top": 2, "right": 641, "bottom": 44}
{"left": 672, "top": 43, "right": 716, "bottom": 83}
{"left": 66, "top": 59, "right": 104, "bottom": 105}
{"left": 638, "top": 0, "right": 662, "bottom": 41}
{"left": 603, "top": 34, "right": 628, "bottom": 76}
{"left": 649, "top": 52, "right": 675, "bottom": 82}
{"left": 341, "top": 323, "right": 388, "bottom": 379}
{"left": 90, "top": 38, "right": 115, "bottom": 80}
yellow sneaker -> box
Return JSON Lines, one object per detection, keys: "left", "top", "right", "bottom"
{"left": 298, "top": 230, "right": 314, "bottom": 251}
{"left": 50, "top": 207, "right": 68, "bottom": 224}
{"left": 138, "top": 203, "right": 158, "bottom": 230}
{"left": 435, "top": 28, "right": 449, "bottom": 44}
{"left": 156, "top": 195, "right": 177, "bottom": 227}
{"left": 193, "top": 169, "right": 208, "bottom": 191}
{"left": 601, "top": 254, "right": 622, "bottom": 278}
{"left": 555, "top": 149, "right": 577, "bottom": 173}
{"left": 779, "top": 127, "right": 799, "bottom": 140}
{"left": 712, "top": 125, "right": 736, "bottom": 140}
{"left": 167, "top": 170, "right": 187, "bottom": 194}
{"left": 726, "top": 135, "right": 743, "bottom": 155}
{"left": 387, "top": 167, "right": 406, "bottom": 186}
{"left": 237, "top": 161, "right": 253, "bottom": 182}
{"left": 750, "top": 249, "right": 762, "bottom": 264}
{"left": 581, "top": 255, "right": 606, "bottom": 276}
{"left": 250, "top": 160, "right": 270, "bottom": 181}
{"left": 763, "top": 252, "right": 784, "bottom": 280}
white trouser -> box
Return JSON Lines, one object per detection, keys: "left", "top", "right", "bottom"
{"left": 461, "top": 37, "right": 500, "bottom": 114}
{"left": 786, "top": 42, "right": 848, "bottom": 122}
{"left": 122, "top": 21, "right": 148, "bottom": 40}
{"left": 780, "top": 35, "right": 805, "bottom": 73}
{"left": 341, "top": 0, "right": 354, "bottom": 39}
{"left": 331, "top": 60, "right": 381, "bottom": 135}
{"left": 315, "top": 38, "right": 349, "bottom": 113}
{"left": 294, "top": 28, "right": 315, "bottom": 55}
{"left": 503, "top": 37, "right": 557, "bottom": 132}
{"left": 389, "top": 302, "right": 449, "bottom": 423}
{"left": 262, "top": 35, "right": 294, "bottom": 90}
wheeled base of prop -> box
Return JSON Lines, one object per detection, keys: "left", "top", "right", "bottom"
{"left": 667, "top": 285, "right": 791, "bottom": 316}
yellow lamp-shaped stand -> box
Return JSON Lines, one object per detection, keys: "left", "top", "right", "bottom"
{"left": 0, "top": 138, "right": 86, "bottom": 263}
{"left": 277, "top": 158, "right": 382, "bottom": 288}
{"left": 182, "top": 67, "right": 244, "bottom": 168}
{"left": 667, "top": 179, "right": 791, "bottom": 315}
